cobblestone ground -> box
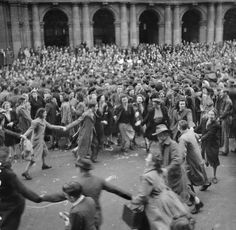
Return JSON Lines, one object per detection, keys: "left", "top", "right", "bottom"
{"left": 12, "top": 138, "right": 236, "bottom": 230}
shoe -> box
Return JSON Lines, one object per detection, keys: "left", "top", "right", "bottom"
{"left": 91, "top": 159, "right": 99, "bottom": 163}
{"left": 42, "top": 165, "right": 52, "bottom": 170}
{"left": 199, "top": 182, "right": 211, "bottom": 191}
{"left": 22, "top": 172, "right": 32, "bottom": 180}
{"left": 212, "top": 177, "right": 218, "bottom": 184}
{"left": 191, "top": 201, "right": 204, "bottom": 214}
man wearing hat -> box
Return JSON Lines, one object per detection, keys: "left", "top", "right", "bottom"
{"left": 41, "top": 158, "right": 132, "bottom": 230}
{"left": 0, "top": 146, "right": 41, "bottom": 230}
{"left": 153, "top": 124, "right": 189, "bottom": 202}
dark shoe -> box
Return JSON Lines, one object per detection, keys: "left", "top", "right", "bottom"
{"left": 199, "top": 182, "right": 211, "bottom": 191}
{"left": 91, "top": 159, "right": 99, "bottom": 163}
{"left": 191, "top": 201, "right": 204, "bottom": 214}
{"left": 42, "top": 165, "right": 52, "bottom": 170}
{"left": 22, "top": 172, "right": 32, "bottom": 180}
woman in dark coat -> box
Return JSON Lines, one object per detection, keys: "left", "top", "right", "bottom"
{"left": 2, "top": 101, "right": 21, "bottom": 158}
{"left": 141, "top": 94, "right": 170, "bottom": 152}
{"left": 195, "top": 109, "right": 221, "bottom": 184}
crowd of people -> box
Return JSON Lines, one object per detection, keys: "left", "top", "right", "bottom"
{"left": 1, "top": 41, "right": 236, "bottom": 230}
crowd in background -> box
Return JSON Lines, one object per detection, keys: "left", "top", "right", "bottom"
{"left": 1, "top": 41, "right": 236, "bottom": 230}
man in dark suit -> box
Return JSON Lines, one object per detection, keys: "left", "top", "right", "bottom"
{"left": 41, "top": 158, "right": 132, "bottom": 230}
{"left": 29, "top": 88, "right": 45, "bottom": 119}
{"left": 60, "top": 182, "right": 96, "bottom": 230}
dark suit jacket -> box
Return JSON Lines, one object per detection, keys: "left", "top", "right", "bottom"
{"left": 29, "top": 95, "right": 45, "bottom": 119}
{"left": 0, "top": 161, "right": 41, "bottom": 230}
{"left": 66, "top": 197, "right": 96, "bottom": 230}
{"left": 42, "top": 173, "right": 132, "bottom": 227}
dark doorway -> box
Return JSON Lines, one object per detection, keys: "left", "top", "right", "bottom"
{"left": 43, "top": 9, "right": 69, "bottom": 47}
{"left": 139, "top": 10, "right": 159, "bottom": 44}
{"left": 224, "top": 8, "right": 236, "bottom": 41}
{"left": 93, "top": 9, "right": 115, "bottom": 45}
{"left": 182, "top": 10, "right": 201, "bottom": 43}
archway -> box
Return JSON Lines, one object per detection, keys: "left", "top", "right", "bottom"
{"left": 139, "top": 10, "right": 159, "bottom": 44}
{"left": 224, "top": 8, "right": 236, "bottom": 41}
{"left": 182, "top": 9, "right": 201, "bottom": 43}
{"left": 93, "top": 9, "right": 115, "bottom": 45}
{"left": 43, "top": 9, "right": 69, "bottom": 47}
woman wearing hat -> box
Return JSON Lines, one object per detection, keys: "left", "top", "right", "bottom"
{"left": 0, "top": 145, "right": 42, "bottom": 230}
{"left": 141, "top": 93, "right": 170, "bottom": 153}
{"left": 131, "top": 153, "right": 189, "bottom": 230}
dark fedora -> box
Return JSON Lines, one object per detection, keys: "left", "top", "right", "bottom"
{"left": 75, "top": 158, "right": 94, "bottom": 170}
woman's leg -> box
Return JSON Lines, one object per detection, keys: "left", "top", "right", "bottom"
{"left": 212, "top": 166, "right": 218, "bottom": 184}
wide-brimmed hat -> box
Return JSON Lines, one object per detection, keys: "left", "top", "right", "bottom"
{"left": 152, "top": 124, "right": 170, "bottom": 136}
{"left": 75, "top": 158, "right": 94, "bottom": 170}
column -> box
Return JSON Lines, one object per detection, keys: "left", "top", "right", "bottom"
{"left": 68, "top": 23, "right": 73, "bottom": 47}
{"left": 32, "top": 4, "right": 41, "bottom": 49}
{"left": 164, "top": 5, "right": 172, "bottom": 45}
{"left": 215, "top": 3, "right": 223, "bottom": 43}
{"left": 72, "top": 4, "right": 81, "bottom": 47}
{"left": 82, "top": 3, "right": 91, "bottom": 47}
{"left": 130, "top": 4, "right": 138, "bottom": 47}
{"left": 173, "top": 5, "right": 181, "bottom": 45}
{"left": 22, "top": 3, "right": 31, "bottom": 48}
{"left": 40, "top": 22, "right": 44, "bottom": 47}
{"left": 120, "top": 3, "right": 128, "bottom": 48}
{"left": 0, "top": 3, "right": 7, "bottom": 48}
{"left": 158, "top": 23, "right": 165, "bottom": 45}
{"left": 207, "top": 3, "right": 215, "bottom": 43}
{"left": 199, "top": 20, "right": 207, "bottom": 43}
{"left": 10, "top": 3, "right": 21, "bottom": 56}
{"left": 115, "top": 21, "right": 121, "bottom": 46}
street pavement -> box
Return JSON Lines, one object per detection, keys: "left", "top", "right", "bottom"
{"left": 12, "top": 138, "right": 236, "bottom": 230}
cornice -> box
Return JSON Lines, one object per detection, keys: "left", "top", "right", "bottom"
{"left": 3, "top": 0, "right": 236, "bottom": 4}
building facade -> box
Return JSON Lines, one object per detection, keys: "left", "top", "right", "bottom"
{"left": 1, "top": 0, "right": 236, "bottom": 55}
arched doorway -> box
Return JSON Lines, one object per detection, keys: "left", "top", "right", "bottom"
{"left": 139, "top": 10, "right": 159, "bottom": 44}
{"left": 43, "top": 9, "right": 69, "bottom": 47}
{"left": 224, "top": 8, "right": 236, "bottom": 41}
{"left": 182, "top": 10, "right": 201, "bottom": 43}
{"left": 93, "top": 9, "right": 115, "bottom": 45}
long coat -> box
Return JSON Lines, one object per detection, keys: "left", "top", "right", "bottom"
{"left": 0, "top": 161, "right": 41, "bottom": 230}
{"left": 154, "top": 137, "right": 189, "bottom": 201}
{"left": 16, "top": 105, "right": 32, "bottom": 133}
{"left": 178, "top": 129, "right": 206, "bottom": 186}
{"left": 3, "top": 110, "right": 21, "bottom": 146}
{"left": 66, "top": 109, "right": 96, "bottom": 159}
{"left": 132, "top": 168, "right": 188, "bottom": 230}
{"left": 24, "top": 118, "right": 62, "bottom": 159}
{"left": 195, "top": 119, "right": 221, "bottom": 168}
{"left": 41, "top": 172, "right": 132, "bottom": 228}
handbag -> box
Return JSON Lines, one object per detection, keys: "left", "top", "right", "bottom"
{"left": 21, "top": 138, "right": 33, "bottom": 161}
{"left": 122, "top": 203, "right": 148, "bottom": 230}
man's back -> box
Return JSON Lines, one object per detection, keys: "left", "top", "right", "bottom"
{"left": 68, "top": 196, "right": 96, "bottom": 230}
